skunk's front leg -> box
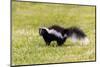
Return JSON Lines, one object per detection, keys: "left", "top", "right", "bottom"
{"left": 45, "top": 41, "right": 51, "bottom": 46}
{"left": 43, "top": 38, "right": 51, "bottom": 46}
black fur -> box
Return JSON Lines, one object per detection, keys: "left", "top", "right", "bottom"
{"left": 39, "top": 25, "right": 86, "bottom": 46}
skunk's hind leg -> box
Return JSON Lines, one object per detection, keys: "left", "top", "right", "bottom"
{"left": 43, "top": 37, "right": 51, "bottom": 46}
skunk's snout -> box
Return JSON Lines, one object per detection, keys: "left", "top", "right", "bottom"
{"left": 39, "top": 28, "right": 42, "bottom": 35}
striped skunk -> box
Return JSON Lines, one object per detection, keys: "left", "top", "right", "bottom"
{"left": 39, "top": 25, "right": 89, "bottom": 46}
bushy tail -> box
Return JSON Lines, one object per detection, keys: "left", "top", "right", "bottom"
{"left": 64, "top": 27, "right": 90, "bottom": 45}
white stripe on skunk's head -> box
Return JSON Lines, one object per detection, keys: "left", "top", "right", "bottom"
{"left": 39, "top": 27, "right": 49, "bottom": 36}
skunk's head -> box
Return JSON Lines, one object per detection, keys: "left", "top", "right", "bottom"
{"left": 39, "top": 27, "right": 49, "bottom": 36}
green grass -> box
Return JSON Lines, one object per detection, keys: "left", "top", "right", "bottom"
{"left": 12, "top": 1, "right": 96, "bottom": 66}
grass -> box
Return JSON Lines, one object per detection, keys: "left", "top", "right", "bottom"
{"left": 12, "top": 1, "right": 96, "bottom": 66}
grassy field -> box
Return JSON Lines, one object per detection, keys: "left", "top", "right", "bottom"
{"left": 12, "top": 1, "right": 96, "bottom": 66}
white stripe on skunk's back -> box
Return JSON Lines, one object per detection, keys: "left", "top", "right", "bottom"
{"left": 49, "top": 29, "right": 62, "bottom": 38}
{"left": 48, "top": 29, "right": 66, "bottom": 39}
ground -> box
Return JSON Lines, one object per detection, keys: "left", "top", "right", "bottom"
{"left": 12, "top": 1, "right": 96, "bottom": 66}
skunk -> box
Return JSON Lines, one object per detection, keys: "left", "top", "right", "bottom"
{"left": 39, "top": 25, "right": 89, "bottom": 46}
